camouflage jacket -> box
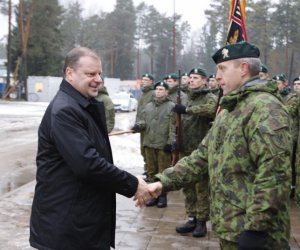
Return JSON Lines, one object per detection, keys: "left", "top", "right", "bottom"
{"left": 95, "top": 87, "right": 115, "bottom": 133}
{"left": 279, "top": 87, "right": 299, "bottom": 142}
{"left": 157, "top": 78, "right": 292, "bottom": 248}
{"left": 181, "top": 87, "right": 217, "bottom": 154}
{"left": 135, "top": 86, "right": 154, "bottom": 122}
{"left": 138, "top": 97, "right": 175, "bottom": 149}
{"left": 168, "top": 87, "right": 188, "bottom": 106}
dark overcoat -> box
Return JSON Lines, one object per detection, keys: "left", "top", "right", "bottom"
{"left": 30, "top": 79, "right": 138, "bottom": 250}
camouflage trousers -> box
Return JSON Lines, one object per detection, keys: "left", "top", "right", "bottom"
{"left": 144, "top": 147, "right": 172, "bottom": 182}
{"left": 180, "top": 152, "right": 210, "bottom": 221}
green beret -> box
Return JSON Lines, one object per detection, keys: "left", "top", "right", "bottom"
{"left": 209, "top": 74, "right": 216, "bottom": 79}
{"left": 260, "top": 64, "right": 269, "bottom": 73}
{"left": 188, "top": 68, "right": 207, "bottom": 77}
{"left": 272, "top": 73, "right": 286, "bottom": 82}
{"left": 142, "top": 73, "right": 154, "bottom": 81}
{"left": 212, "top": 41, "right": 260, "bottom": 64}
{"left": 181, "top": 72, "right": 189, "bottom": 77}
{"left": 163, "top": 73, "right": 178, "bottom": 80}
{"left": 293, "top": 76, "right": 300, "bottom": 83}
{"left": 154, "top": 81, "right": 169, "bottom": 90}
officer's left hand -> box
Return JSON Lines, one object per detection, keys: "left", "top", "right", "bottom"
{"left": 172, "top": 104, "right": 187, "bottom": 114}
{"left": 238, "top": 230, "right": 267, "bottom": 250}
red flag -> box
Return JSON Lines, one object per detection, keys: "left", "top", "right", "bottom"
{"left": 226, "top": 0, "right": 248, "bottom": 44}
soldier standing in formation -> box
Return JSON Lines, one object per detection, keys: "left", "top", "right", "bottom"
{"left": 292, "top": 76, "right": 300, "bottom": 207}
{"left": 144, "top": 42, "right": 292, "bottom": 250}
{"left": 164, "top": 73, "right": 188, "bottom": 105}
{"left": 172, "top": 68, "right": 217, "bottom": 237}
{"left": 132, "top": 73, "right": 155, "bottom": 179}
{"left": 95, "top": 76, "right": 115, "bottom": 133}
{"left": 259, "top": 63, "right": 270, "bottom": 80}
{"left": 273, "top": 74, "right": 299, "bottom": 199}
{"left": 180, "top": 72, "right": 190, "bottom": 93}
{"left": 133, "top": 81, "right": 175, "bottom": 208}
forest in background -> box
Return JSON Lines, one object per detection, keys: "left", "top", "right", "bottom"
{"left": 1, "top": 0, "right": 300, "bottom": 83}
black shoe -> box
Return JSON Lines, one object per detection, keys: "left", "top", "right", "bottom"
{"left": 192, "top": 220, "right": 207, "bottom": 237}
{"left": 156, "top": 195, "right": 167, "bottom": 208}
{"left": 146, "top": 198, "right": 158, "bottom": 207}
{"left": 176, "top": 217, "right": 196, "bottom": 233}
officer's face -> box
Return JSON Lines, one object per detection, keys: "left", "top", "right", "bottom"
{"left": 166, "top": 79, "right": 178, "bottom": 89}
{"left": 209, "top": 78, "right": 218, "bottom": 89}
{"left": 277, "top": 80, "right": 287, "bottom": 91}
{"left": 294, "top": 80, "right": 300, "bottom": 92}
{"left": 259, "top": 72, "right": 269, "bottom": 80}
{"left": 65, "top": 56, "right": 102, "bottom": 98}
{"left": 155, "top": 86, "right": 168, "bottom": 98}
{"left": 216, "top": 60, "right": 244, "bottom": 95}
{"left": 141, "top": 77, "right": 153, "bottom": 87}
{"left": 181, "top": 76, "right": 190, "bottom": 86}
{"left": 189, "top": 74, "right": 207, "bottom": 89}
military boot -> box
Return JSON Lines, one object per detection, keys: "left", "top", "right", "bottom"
{"left": 157, "top": 193, "right": 167, "bottom": 208}
{"left": 175, "top": 217, "right": 196, "bottom": 233}
{"left": 192, "top": 220, "right": 207, "bottom": 237}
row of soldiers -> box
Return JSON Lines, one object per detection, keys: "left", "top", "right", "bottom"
{"left": 131, "top": 69, "right": 219, "bottom": 237}
{"left": 130, "top": 60, "right": 300, "bottom": 240}
{"left": 260, "top": 64, "right": 300, "bottom": 205}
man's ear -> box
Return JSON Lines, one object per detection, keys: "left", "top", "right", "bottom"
{"left": 65, "top": 67, "right": 73, "bottom": 81}
{"left": 240, "top": 62, "right": 249, "bottom": 77}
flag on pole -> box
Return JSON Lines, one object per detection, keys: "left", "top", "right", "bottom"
{"left": 226, "top": 0, "right": 248, "bottom": 44}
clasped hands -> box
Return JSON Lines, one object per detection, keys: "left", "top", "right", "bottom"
{"left": 133, "top": 176, "right": 163, "bottom": 207}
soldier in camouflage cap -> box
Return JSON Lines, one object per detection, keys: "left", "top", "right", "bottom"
{"left": 144, "top": 42, "right": 292, "bottom": 250}
{"left": 173, "top": 67, "right": 217, "bottom": 238}
{"left": 259, "top": 63, "right": 270, "bottom": 80}
{"left": 132, "top": 73, "right": 155, "bottom": 180}
{"left": 164, "top": 73, "right": 188, "bottom": 105}
{"left": 274, "top": 73, "right": 299, "bottom": 200}
{"left": 134, "top": 81, "right": 175, "bottom": 208}
{"left": 95, "top": 76, "right": 115, "bottom": 133}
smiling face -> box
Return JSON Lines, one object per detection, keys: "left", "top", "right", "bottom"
{"left": 216, "top": 60, "right": 245, "bottom": 95}
{"left": 65, "top": 56, "right": 102, "bottom": 98}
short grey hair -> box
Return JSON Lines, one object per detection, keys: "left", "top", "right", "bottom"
{"left": 235, "top": 58, "right": 261, "bottom": 77}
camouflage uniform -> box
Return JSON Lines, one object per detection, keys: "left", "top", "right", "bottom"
{"left": 95, "top": 86, "right": 115, "bottom": 133}
{"left": 157, "top": 78, "right": 292, "bottom": 249}
{"left": 279, "top": 87, "right": 299, "bottom": 200}
{"left": 138, "top": 96, "right": 175, "bottom": 181}
{"left": 293, "top": 93, "right": 300, "bottom": 207}
{"left": 167, "top": 87, "right": 188, "bottom": 106}
{"left": 180, "top": 87, "right": 217, "bottom": 222}
{"left": 135, "top": 85, "right": 154, "bottom": 173}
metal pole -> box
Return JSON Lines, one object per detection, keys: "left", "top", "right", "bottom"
{"left": 172, "top": 0, "right": 176, "bottom": 72}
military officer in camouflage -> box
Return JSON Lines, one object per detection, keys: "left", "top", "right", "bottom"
{"left": 132, "top": 73, "right": 155, "bottom": 179}
{"left": 259, "top": 63, "right": 270, "bottom": 80}
{"left": 144, "top": 42, "right": 292, "bottom": 250}
{"left": 208, "top": 74, "right": 220, "bottom": 96}
{"left": 173, "top": 68, "right": 217, "bottom": 237}
{"left": 293, "top": 76, "right": 300, "bottom": 207}
{"left": 95, "top": 76, "right": 115, "bottom": 133}
{"left": 134, "top": 81, "right": 175, "bottom": 208}
{"left": 163, "top": 73, "right": 188, "bottom": 105}
{"left": 273, "top": 73, "right": 299, "bottom": 199}
{"left": 180, "top": 72, "right": 190, "bottom": 93}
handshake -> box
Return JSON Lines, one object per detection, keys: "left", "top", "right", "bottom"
{"left": 133, "top": 176, "right": 163, "bottom": 208}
